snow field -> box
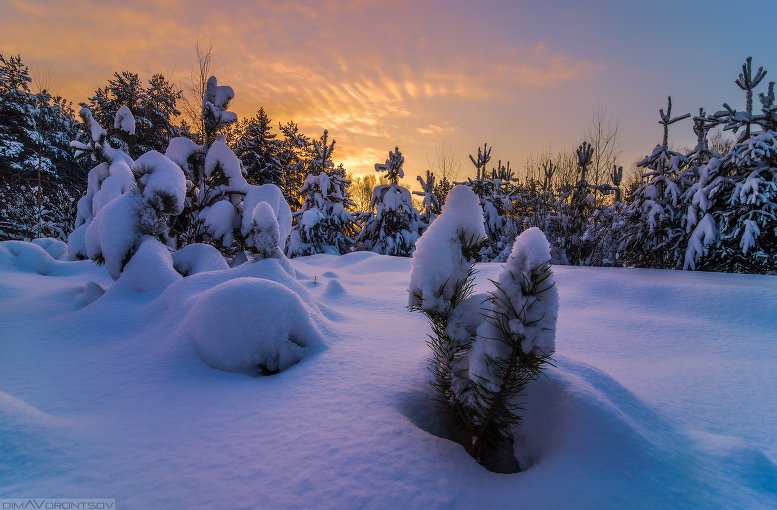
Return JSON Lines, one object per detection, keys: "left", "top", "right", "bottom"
{"left": 0, "top": 242, "right": 776, "bottom": 509}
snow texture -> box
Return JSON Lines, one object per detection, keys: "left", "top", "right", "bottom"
{"left": 205, "top": 137, "right": 248, "bottom": 191}
{"left": 0, "top": 244, "right": 776, "bottom": 508}
{"left": 84, "top": 192, "right": 141, "bottom": 279}
{"left": 30, "top": 237, "right": 68, "bottom": 260}
{"left": 134, "top": 150, "right": 187, "bottom": 215}
{"left": 188, "top": 277, "right": 322, "bottom": 375}
{"left": 115, "top": 237, "right": 181, "bottom": 294}
{"left": 113, "top": 105, "right": 136, "bottom": 135}
{"left": 470, "top": 228, "right": 558, "bottom": 389}
{"left": 164, "top": 136, "right": 202, "bottom": 174}
{"left": 171, "top": 243, "right": 229, "bottom": 276}
{"left": 247, "top": 201, "right": 280, "bottom": 258}
{"left": 241, "top": 184, "right": 292, "bottom": 252}
{"left": 198, "top": 201, "right": 237, "bottom": 248}
{"left": 408, "top": 185, "right": 485, "bottom": 312}
{"left": 202, "top": 76, "right": 237, "bottom": 127}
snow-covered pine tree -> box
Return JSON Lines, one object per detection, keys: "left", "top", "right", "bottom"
{"left": 84, "top": 71, "right": 182, "bottom": 158}
{"left": 413, "top": 169, "right": 441, "bottom": 225}
{"left": 201, "top": 76, "right": 237, "bottom": 147}
{"left": 459, "top": 143, "right": 516, "bottom": 260}
{"left": 582, "top": 164, "right": 624, "bottom": 266}
{"left": 0, "top": 54, "right": 82, "bottom": 241}
{"left": 286, "top": 130, "right": 358, "bottom": 256}
{"left": 357, "top": 146, "right": 423, "bottom": 256}
{"left": 235, "top": 107, "right": 282, "bottom": 187}
{"left": 278, "top": 121, "right": 310, "bottom": 208}
{"left": 409, "top": 189, "right": 558, "bottom": 471}
{"left": 561, "top": 141, "right": 598, "bottom": 265}
{"left": 620, "top": 97, "right": 690, "bottom": 268}
{"left": 685, "top": 60, "right": 776, "bottom": 273}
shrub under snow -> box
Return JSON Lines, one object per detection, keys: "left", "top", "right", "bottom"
{"left": 188, "top": 277, "right": 322, "bottom": 376}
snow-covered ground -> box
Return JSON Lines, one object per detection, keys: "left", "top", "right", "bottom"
{"left": 1, "top": 241, "right": 776, "bottom": 509}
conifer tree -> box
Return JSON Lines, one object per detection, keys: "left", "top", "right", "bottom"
{"left": 620, "top": 97, "right": 690, "bottom": 268}
{"left": 357, "top": 146, "right": 423, "bottom": 256}
{"left": 286, "top": 130, "right": 358, "bottom": 256}
{"left": 236, "top": 107, "right": 282, "bottom": 186}
{"left": 409, "top": 187, "right": 558, "bottom": 471}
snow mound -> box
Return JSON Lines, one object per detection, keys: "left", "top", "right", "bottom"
{"left": 324, "top": 279, "right": 346, "bottom": 298}
{"left": 0, "top": 240, "right": 55, "bottom": 275}
{"left": 81, "top": 281, "right": 105, "bottom": 307}
{"left": 115, "top": 238, "right": 180, "bottom": 294}
{"left": 31, "top": 238, "right": 68, "bottom": 260}
{"left": 171, "top": 243, "right": 229, "bottom": 276}
{"left": 188, "top": 277, "right": 322, "bottom": 376}
{"left": 0, "top": 391, "right": 69, "bottom": 482}
{"left": 509, "top": 357, "right": 777, "bottom": 507}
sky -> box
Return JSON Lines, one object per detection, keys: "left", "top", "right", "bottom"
{"left": 1, "top": 0, "right": 775, "bottom": 188}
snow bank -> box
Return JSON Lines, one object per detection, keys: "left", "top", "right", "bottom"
{"left": 0, "top": 240, "right": 55, "bottom": 275}
{"left": 116, "top": 237, "right": 181, "bottom": 294}
{"left": 187, "top": 277, "right": 322, "bottom": 375}
{"left": 171, "top": 243, "right": 229, "bottom": 276}
{"left": 30, "top": 238, "right": 68, "bottom": 260}
{"left": 408, "top": 185, "right": 485, "bottom": 312}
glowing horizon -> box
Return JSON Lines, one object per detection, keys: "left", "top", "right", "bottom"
{"left": 2, "top": 0, "right": 775, "bottom": 188}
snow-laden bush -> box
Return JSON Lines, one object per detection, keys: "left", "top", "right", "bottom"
{"left": 409, "top": 186, "right": 558, "bottom": 471}
{"left": 188, "top": 277, "right": 322, "bottom": 375}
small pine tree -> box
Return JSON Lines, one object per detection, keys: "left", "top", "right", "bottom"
{"left": 620, "top": 97, "right": 690, "bottom": 268}
{"left": 357, "top": 146, "right": 423, "bottom": 256}
{"left": 409, "top": 188, "right": 558, "bottom": 471}
{"left": 286, "top": 130, "right": 358, "bottom": 256}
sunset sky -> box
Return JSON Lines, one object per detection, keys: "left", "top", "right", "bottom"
{"left": 1, "top": 0, "right": 775, "bottom": 186}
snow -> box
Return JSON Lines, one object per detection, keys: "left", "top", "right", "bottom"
{"left": 246, "top": 201, "right": 280, "bottom": 258}
{"left": 408, "top": 185, "right": 485, "bottom": 313}
{"left": 115, "top": 237, "right": 180, "bottom": 294}
{"left": 171, "top": 243, "right": 229, "bottom": 276}
{"left": 198, "top": 200, "right": 237, "bottom": 248}
{"left": 30, "top": 237, "right": 68, "bottom": 260}
{"left": 164, "top": 136, "right": 202, "bottom": 173}
{"left": 113, "top": 105, "right": 136, "bottom": 135}
{"left": 1, "top": 241, "right": 776, "bottom": 508}
{"left": 188, "top": 277, "right": 322, "bottom": 376}
{"left": 84, "top": 192, "right": 141, "bottom": 279}
{"left": 79, "top": 107, "right": 106, "bottom": 144}
{"left": 202, "top": 76, "right": 238, "bottom": 127}
{"left": 204, "top": 138, "right": 248, "bottom": 191}
{"left": 241, "top": 184, "right": 292, "bottom": 252}
{"left": 134, "top": 150, "right": 187, "bottom": 215}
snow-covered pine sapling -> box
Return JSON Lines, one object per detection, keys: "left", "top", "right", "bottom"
{"left": 409, "top": 198, "right": 559, "bottom": 471}
{"left": 468, "top": 227, "right": 558, "bottom": 465}
{"left": 201, "top": 76, "right": 237, "bottom": 147}
{"left": 408, "top": 185, "right": 487, "bottom": 439}
{"left": 358, "top": 146, "right": 423, "bottom": 256}
{"left": 414, "top": 170, "right": 441, "bottom": 226}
